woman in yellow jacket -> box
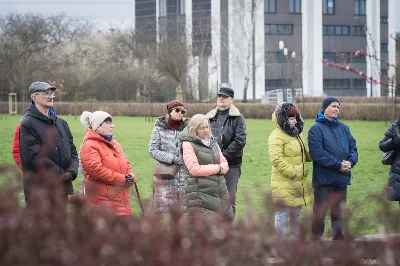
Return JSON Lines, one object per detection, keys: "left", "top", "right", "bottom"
{"left": 268, "top": 103, "right": 312, "bottom": 239}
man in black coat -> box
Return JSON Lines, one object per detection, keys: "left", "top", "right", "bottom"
{"left": 206, "top": 83, "right": 247, "bottom": 217}
{"left": 19, "top": 81, "right": 79, "bottom": 208}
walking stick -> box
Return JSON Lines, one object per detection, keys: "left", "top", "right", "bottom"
{"left": 134, "top": 182, "right": 144, "bottom": 214}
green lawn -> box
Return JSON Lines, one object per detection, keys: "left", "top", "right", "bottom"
{"left": 0, "top": 114, "right": 396, "bottom": 235}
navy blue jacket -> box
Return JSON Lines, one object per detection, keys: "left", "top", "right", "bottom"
{"left": 308, "top": 112, "right": 358, "bottom": 187}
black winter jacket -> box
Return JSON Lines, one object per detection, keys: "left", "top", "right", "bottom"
{"left": 379, "top": 122, "right": 400, "bottom": 201}
{"left": 19, "top": 106, "right": 79, "bottom": 201}
{"left": 206, "top": 105, "right": 247, "bottom": 166}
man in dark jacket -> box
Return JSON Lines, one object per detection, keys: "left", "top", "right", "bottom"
{"left": 206, "top": 83, "right": 247, "bottom": 217}
{"left": 308, "top": 97, "right": 358, "bottom": 240}
{"left": 19, "top": 81, "right": 79, "bottom": 208}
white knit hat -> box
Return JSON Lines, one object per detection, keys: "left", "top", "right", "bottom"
{"left": 80, "top": 111, "right": 112, "bottom": 131}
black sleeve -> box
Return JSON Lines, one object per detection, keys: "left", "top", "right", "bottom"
{"left": 223, "top": 115, "right": 247, "bottom": 160}
{"left": 19, "top": 122, "right": 64, "bottom": 175}
{"left": 379, "top": 123, "right": 397, "bottom": 152}
{"left": 64, "top": 121, "right": 79, "bottom": 179}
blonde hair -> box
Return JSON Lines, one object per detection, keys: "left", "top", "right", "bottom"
{"left": 187, "top": 114, "right": 212, "bottom": 138}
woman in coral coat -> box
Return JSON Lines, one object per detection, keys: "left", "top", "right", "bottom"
{"left": 268, "top": 103, "right": 312, "bottom": 239}
{"left": 80, "top": 111, "right": 136, "bottom": 216}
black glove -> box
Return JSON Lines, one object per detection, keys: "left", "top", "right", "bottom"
{"left": 61, "top": 171, "right": 74, "bottom": 182}
{"left": 392, "top": 137, "right": 400, "bottom": 149}
{"left": 125, "top": 174, "right": 134, "bottom": 186}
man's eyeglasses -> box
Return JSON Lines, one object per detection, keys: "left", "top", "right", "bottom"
{"left": 103, "top": 121, "right": 114, "bottom": 126}
{"left": 173, "top": 108, "right": 186, "bottom": 115}
{"left": 36, "top": 91, "right": 55, "bottom": 97}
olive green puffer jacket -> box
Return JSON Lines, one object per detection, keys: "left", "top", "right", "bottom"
{"left": 179, "top": 129, "right": 234, "bottom": 220}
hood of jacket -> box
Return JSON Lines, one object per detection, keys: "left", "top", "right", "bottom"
{"left": 155, "top": 116, "right": 188, "bottom": 131}
{"left": 315, "top": 111, "right": 339, "bottom": 125}
{"left": 206, "top": 104, "right": 241, "bottom": 119}
{"left": 272, "top": 102, "right": 304, "bottom": 136}
{"left": 24, "top": 105, "right": 57, "bottom": 124}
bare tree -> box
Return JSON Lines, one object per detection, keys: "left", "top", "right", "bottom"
{"left": 189, "top": 9, "right": 219, "bottom": 101}
{"left": 0, "top": 13, "right": 91, "bottom": 100}
{"left": 221, "top": 0, "right": 264, "bottom": 102}
{"left": 323, "top": 26, "right": 399, "bottom": 120}
{"left": 56, "top": 35, "right": 107, "bottom": 119}
{"left": 156, "top": 37, "right": 188, "bottom": 101}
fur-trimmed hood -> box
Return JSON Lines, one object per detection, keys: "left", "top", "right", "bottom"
{"left": 272, "top": 102, "right": 304, "bottom": 136}
{"left": 206, "top": 104, "right": 241, "bottom": 119}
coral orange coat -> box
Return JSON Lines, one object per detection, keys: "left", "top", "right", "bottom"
{"left": 80, "top": 128, "right": 133, "bottom": 216}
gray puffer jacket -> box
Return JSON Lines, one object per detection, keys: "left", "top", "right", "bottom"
{"left": 149, "top": 116, "right": 188, "bottom": 212}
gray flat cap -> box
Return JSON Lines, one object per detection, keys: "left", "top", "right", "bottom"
{"left": 29, "top": 81, "right": 56, "bottom": 95}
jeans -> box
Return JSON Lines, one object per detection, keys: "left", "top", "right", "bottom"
{"left": 275, "top": 206, "right": 302, "bottom": 239}
{"left": 224, "top": 166, "right": 241, "bottom": 218}
{"left": 311, "top": 185, "right": 347, "bottom": 240}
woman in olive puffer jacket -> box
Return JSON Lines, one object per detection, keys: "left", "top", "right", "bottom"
{"left": 179, "top": 114, "right": 234, "bottom": 221}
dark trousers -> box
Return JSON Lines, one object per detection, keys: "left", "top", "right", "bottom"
{"left": 224, "top": 166, "right": 241, "bottom": 218}
{"left": 311, "top": 185, "right": 347, "bottom": 240}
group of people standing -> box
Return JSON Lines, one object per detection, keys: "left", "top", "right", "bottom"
{"left": 269, "top": 97, "right": 358, "bottom": 240}
{"left": 15, "top": 80, "right": 400, "bottom": 241}
{"left": 149, "top": 84, "right": 246, "bottom": 221}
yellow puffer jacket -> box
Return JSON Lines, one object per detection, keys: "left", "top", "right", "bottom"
{"left": 268, "top": 112, "right": 313, "bottom": 207}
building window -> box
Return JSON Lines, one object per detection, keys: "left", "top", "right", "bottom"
{"left": 352, "top": 26, "right": 365, "bottom": 36}
{"left": 323, "top": 0, "right": 335, "bottom": 14}
{"left": 289, "top": 0, "right": 301, "bottom": 13}
{"left": 323, "top": 25, "right": 350, "bottom": 35}
{"left": 353, "top": 79, "right": 366, "bottom": 89}
{"left": 381, "top": 16, "right": 388, "bottom": 24}
{"left": 159, "top": 0, "right": 167, "bottom": 16}
{"left": 323, "top": 52, "right": 350, "bottom": 63}
{"left": 381, "top": 43, "right": 388, "bottom": 52}
{"left": 264, "top": 0, "right": 276, "bottom": 13}
{"left": 179, "top": 0, "right": 185, "bottom": 15}
{"left": 178, "top": 23, "right": 186, "bottom": 42}
{"left": 354, "top": 0, "right": 366, "bottom": 15}
{"left": 265, "top": 79, "right": 292, "bottom": 90}
{"left": 381, "top": 69, "right": 388, "bottom": 77}
{"left": 324, "top": 79, "right": 350, "bottom": 89}
{"left": 159, "top": 24, "right": 167, "bottom": 42}
{"left": 265, "top": 52, "right": 294, "bottom": 62}
{"left": 265, "top": 24, "right": 293, "bottom": 35}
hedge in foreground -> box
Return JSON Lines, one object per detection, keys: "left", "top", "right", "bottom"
{"left": 2, "top": 165, "right": 400, "bottom": 265}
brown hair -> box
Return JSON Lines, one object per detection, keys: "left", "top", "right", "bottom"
{"left": 286, "top": 106, "right": 299, "bottom": 118}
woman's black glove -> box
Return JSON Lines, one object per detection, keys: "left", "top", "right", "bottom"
{"left": 125, "top": 174, "right": 134, "bottom": 186}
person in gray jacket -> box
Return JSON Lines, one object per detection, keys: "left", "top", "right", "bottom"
{"left": 149, "top": 100, "right": 188, "bottom": 212}
{"left": 206, "top": 84, "right": 247, "bottom": 217}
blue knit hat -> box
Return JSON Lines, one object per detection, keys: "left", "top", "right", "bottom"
{"left": 322, "top": 97, "right": 340, "bottom": 112}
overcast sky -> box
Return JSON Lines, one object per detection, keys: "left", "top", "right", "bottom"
{"left": 0, "top": 0, "right": 399, "bottom": 32}
{"left": 0, "top": 0, "right": 136, "bottom": 30}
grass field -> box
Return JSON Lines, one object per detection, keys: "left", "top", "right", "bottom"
{"left": 0, "top": 114, "right": 396, "bottom": 235}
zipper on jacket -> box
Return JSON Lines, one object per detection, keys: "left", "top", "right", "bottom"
{"left": 296, "top": 135, "right": 307, "bottom": 206}
{"left": 341, "top": 136, "right": 345, "bottom": 149}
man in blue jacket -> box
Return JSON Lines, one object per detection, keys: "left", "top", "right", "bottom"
{"left": 308, "top": 97, "right": 358, "bottom": 240}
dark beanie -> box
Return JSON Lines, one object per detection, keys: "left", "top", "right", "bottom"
{"left": 322, "top": 97, "right": 340, "bottom": 112}
{"left": 167, "top": 100, "right": 184, "bottom": 112}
